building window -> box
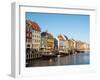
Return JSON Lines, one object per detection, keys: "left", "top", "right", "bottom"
{"left": 30, "top": 34, "right": 31, "bottom": 37}
{"left": 26, "top": 39, "right": 28, "bottom": 42}
{"left": 27, "top": 44, "right": 30, "bottom": 47}
{"left": 32, "top": 44, "right": 34, "bottom": 47}
{"left": 29, "top": 27, "right": 31, "bottom": 31}
{"left": 27, "top": 33, "right": 29, "bottom": 37}
{"left": 28, "top": 39, "right": 30, "bottom": 42}
{"left": 26, "top": 26, "right": 29, "bottom": 31}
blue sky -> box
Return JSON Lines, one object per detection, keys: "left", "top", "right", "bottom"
{"left": 26, "top": 12, "right": 89, "bottom": 43}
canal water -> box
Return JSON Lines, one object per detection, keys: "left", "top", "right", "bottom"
{"left": 26, "top": 51, "right": 90, "bottom": 67}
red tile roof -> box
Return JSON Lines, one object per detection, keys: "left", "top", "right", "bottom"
{"left": 26, "top": 20, "right": 41, "bottom": 31}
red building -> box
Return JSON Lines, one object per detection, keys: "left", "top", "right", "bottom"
{"left": 26, "top": 20, "right": 41, "bottom": 60}
{"left": 26, "top": 20, "right": 33, "bottom": 53}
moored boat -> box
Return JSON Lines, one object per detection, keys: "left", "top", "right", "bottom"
{"left": 42, "top": 52, "right": 57, "bottom": 58}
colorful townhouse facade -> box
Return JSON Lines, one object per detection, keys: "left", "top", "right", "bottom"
{"left": 41, "top": 31, "right": 54, "bottom": 52}
{"left": 57, "top": 34, "right": 69, "bottom": 54}
{"left": 26, "top": 19, "right": 90, "bottom": 59}
{"left": 26, "top": 20, "right": 41, "bottom": 60}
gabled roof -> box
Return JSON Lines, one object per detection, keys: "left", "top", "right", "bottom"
{"left": 41, "top": 31, "right": 53, "bottom": 38}
{"left": 63, "top": 35, "right": 68, "bottom": 40}
{"left": 57, "top": 33, "right": 68, "bottom": 41}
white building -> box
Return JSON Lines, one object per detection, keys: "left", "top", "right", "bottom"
{"left": 57, "top": 33, "right": 69, "bottom": 53}
{"left": 31, "top": 22, "right": 41, "bottom": 51}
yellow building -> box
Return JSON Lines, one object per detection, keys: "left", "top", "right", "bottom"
{"left": 68, "top": 39, "right": 74, "bottom": 50}
{"left": 41, "top": 31, "right": 54, "bottom": 51}
{"left": 80, "top": 43, "right": 89, "bottom": 50}
{"left": 47, "top": 37, "right": 54, "bottom": 49}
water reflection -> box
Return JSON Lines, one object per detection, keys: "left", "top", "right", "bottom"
{"left": 26, "top": 51, "right": 90, "bottom": 67}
